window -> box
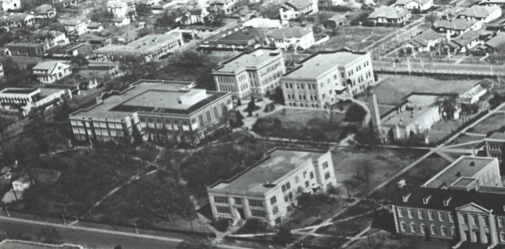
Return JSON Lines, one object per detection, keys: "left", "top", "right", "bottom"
{"left": 325, "top": 172, "right": 331, "bottom": 180}
{"left": 286, "top": 182, "right": 291, "bottom": 189}
{"left": 441, "top": 226, "right": 447, "bottom": 236}
{"left": 408, "top": 209, "right": 413, "bottom": 218}
{"left": 501, "top": 233, "right": 505, "bottom": 242}
{"left": 430, "top": 225, "right": 437, "bottom": 235}
{"left": 438, "top": 212, "right": 444, "bottom": 222}
{"left": 214, "top": 196, "right": 228, "bottom": 204}
{"left": 451, "top": 227, "right": 455, "bottom": 237}
{"left": 398, "top": 208, "right": 403, "bottom": 218}
{"left": 295, "top": 176, "right": 300, "bottom": 183}
{"left": 305, "top": 181, "right": 309, "bottom": 187}
{"left": 499, "top": 218, "right": 504, "bottom": 227}
{"left": 428, "top": 211, "right": 434, "bottom": 220}
{"left": 400, "top": 222, "right": 406, "bottom": 232}
{"left": 410, "top": 223, "right": 416, "bottom": 233}
{"left": 216, "top": 207, "right": 230, "bottom": 214}
{"left": 270, "top": 196, "right": 277, "bottom": 205}
{"left": 249, "top": 200, "right": 263, "bottom": 207}
{"left": 273, "top": 206, "right": 279, "bottom": 214}
{"left": 282, "top": 185, "right": 287, "bottom": 192}
{"left": 310, "top": 172, "right": 314, "bottom": 179}
{"left": 235, "top": 198, "right": 242, "bottom": 205}
{"left": 251, "top": 210, "right": 265, "bottom": 217}
{"left": 420, "top": 224, "right": 425, "bottom": 234}
{"left": 323, "top": 162, "right": 329, "bottom": 169}
{"left": 418, "top": 210, "right": 424, "bottom": 220}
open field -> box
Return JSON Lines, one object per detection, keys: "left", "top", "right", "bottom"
{"left": 470, "top": 113, "right": 505, "bottom": 135}
{"left": 362, "top": 75, "right": 478, "bottom": 106}
{"left": 427, "top": 119, "right": 462, "bottom": 143}
{"left": 314, "top": 26, "right": 394, "bottom": 51}
{"left": 449, "top": 134, "right": 486, "bottom": 146}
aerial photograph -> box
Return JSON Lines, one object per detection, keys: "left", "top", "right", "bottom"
{"left": 1, "top": 0, "right": 505, "bottom": 247}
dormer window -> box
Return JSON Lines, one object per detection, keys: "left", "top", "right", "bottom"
{"left": 423, "top": 195, "right": 432, "bottom": 205}
{"left": 402, "top": 193, "right": 411, "bottom": 202}
{"left": 443, "top": 197, "right": 452, "bottom": 207}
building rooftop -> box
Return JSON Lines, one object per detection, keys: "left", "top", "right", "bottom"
{"left": 457, "top": 5, "right": 500, "bottom": 18}
{"left": 0, "top": 88, "right": 38, "bottom": 94}
{"left": 409, "top": 29, "right": 446, "bottom": 47}
{"left": 284, "top": 49, "right": 368, "bottom": 79}
{"left": 209, "top": 148, "right": 327, "bottom": 194}
{"left": 6, "top": 42, "right": 44, "bottom": 48}
{"left": 486, "top": 131, "right": 505, "bottom": 140}
{"left": 422, "top": 156, "right": 496, "bottom": 188}
{"left": 267, "top": 26, "right": 312, "bottom": 39}
{"left": 284, "top": 0, "right": 312, "bottom": 10}
{"left": 204, "top": 27, "right": 265, "bottom": 44}
{"left": 95, "top": 33, "right": 181, "bottom": 55}
{"left": 449, "top": 30, "right": 480, "bottom": 47}
{"left": 486, "top": 32, "right": 505, "bottom": 48}
{"left": 434, "top": 18, "right": 477, "bottom": 31}
{"left": 32, "top": 61, "right": 67, "bottom": 71}
{"left": 213, "top": 48, "right": 282, "bottom": 74}
{"left": 368, "top": 6, "right": 410, "bottom": 19}
{"left": 394, "top": 0, "right": 431, "bottom": 6}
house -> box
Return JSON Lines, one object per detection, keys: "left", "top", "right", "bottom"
{"left": 199, "top": 28, "right": 265, "bottom": 52}
{"left": 209, "top": 0, "right": 237, "bottom": 14}
{"left": 368, "top": 6, "right": 411, "bottom": 26}
{"left": 265, "top": 27, "right": 315, "bottom": 50}
{"left": 94, "top": 33, "right": 183, "bottom": 62}
{"left": 281, "top": 49, "right": 375, "bottom": 108}
{"left": 4, "top": 13, "right": 36, "bottom": 27}
{"left": 456, "top": 6, "right": 501, "bottom": 23}
{"left": 106, "top": 0, "right": 129, "bottom": 18}
{"left": 446, "top": 30, "right": 481, "bottom": 54}
{"left": 59, "top": 19, "right": 89, "bottom": 36}
{"left": 324, "top": 13, "right": 347, "bottom": 29}
{"left": 44, "top": 42, "right": 93, "bottom": 59}
{"left": 479, "top": 0, "right": 505, "bottom": 7}
{"left": 12, "top": 176, "right": 31, "bottom": 192}
{"left": 4, "top": 42, "right": 45, "bottom": 57}
{"left": 207, "top": 148, "right": 337, "bottom": 226}
{"left": 459, "top": 83, "right": 488, "bottom": 105}
{"left": 87, "top": 22, "right": 103, "bottom": 33}
{"left": 0, "top": 87, "right": 71, "bottom": 116}
{"left": 2, "top": 0, "right": 21, "bottom": 11}
{"left": 279, "top": 0, "right": 319, "bottom": 22}
{"left": 433, "top": 19, "right": 481, "bottom": 37}
{"left": 74, "top": 61, "right": 123, "bottom": 80}
{"left": 36, "top": 31, "right": 70, "bottom": 50}
{"left": 404, "top": 29, "right": 448, "bottom": 52}
{"left": 112, "top": 17, "right": 131, "bottom": 27}
{"left": 483, "top": 32, "right": 505, "bottom": 53}
{"left": 213, "top": 48, "right": 285, "bottom": 98}
{"left": 393, "top": 0, "right": 433, "bottom": 12}
{"left": 31, "top": 4, "right": 56, "bottom": 19}
{"left": 242, "top": 18, "right": 283, "bottom": 29}
{"left": 32, "top": 61, "right": 72, "bottom": 84}
{"left": 78, "top": 33, "right": 111, "bottom": 49}
{"left": 69, "top": 80, "right": 233, "bottom": 145}
{"left": 54, "top": 0, "right": 78, "bottom": 8}
{"left": 176, "top": 9, "right": 211, "bottom": 26}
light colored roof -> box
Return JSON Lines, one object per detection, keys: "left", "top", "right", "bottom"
{"left": 394, "top": 0, "right": 432, "bottom": 6}
{"left": 284, "top": 49, "right": 368, "bottom": 79}
{"left": 32, "top": 60, "right": 68, "bottom": 71}
{"left": 369, "top": 6, "right": 409, "bottom": 19}
{"left": 381, "top": 94, "right": 440, "bottom": 127}
{"left": 284, "top": 0, "right": 312, "bottom": 10}
{"left": 95, "top": 33, "right": 180, "bottom": 55}
{"left": 214, "top": 48, "right": 282, "bottom": 74}
{"left": 209, "top": 148, "right": 327, "bottom": 194}
{"left": 410, "top": 29, "right": 445, "bottom": 47}
{"left": 450, "top": 30, "right": 480, "bottom": 47}
{"left": 486, "top": 32, "right": 505, "bottom": 48}
{"left": 423, "top": 156, "right": 496, "bottom": 188}
{"left": 106, "top": 0, "right": 127, "bottom": 8}
{"left": 0, "top": 239, "right": 83, "bottom": 249}
{"left": 242, "top": 18, "right": 282, "bottom": 29}
{"left": 457, "top": 5, "right": 500, "bottom": 18}
{"left": 33, "top": 4, "right": 54, "bottom": 14}
{"left": 267, "top": 27, "right": 312, "bottom": 39}
{"left": 434, "top": 18, "right": 477, "bottom": 30}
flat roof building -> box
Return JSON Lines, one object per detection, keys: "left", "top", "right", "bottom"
{"left": 212, "top": 48, "right": 285, "bottom": 98}
{"left": 207, "top": 148, "right": 337, "bottom": 226}
{"left": 0, "top": 87, "right": 72, "bottom": 117}
{"left": 69, "top": 79, "right": 233, "bottom": 145}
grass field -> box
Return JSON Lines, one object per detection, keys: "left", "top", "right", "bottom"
{"left": 363, "top": 75, "right": 478, "bottom": 106}
{"left": 314, "top": 26, "right": 393, "bottom": 51}
{"left": 427, "top": 119, "right": 462, "bottom": 143}
{"left": 449, "top": 134, "right": 486, "bottom": 145}
{"left": 471, "top": 113, "right": 505, "bottom": 135}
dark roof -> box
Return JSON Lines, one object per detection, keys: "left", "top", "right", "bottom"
{"left": 450, "top": 30, "right": 480, "bottom": 47}
{"left": 0, "top": 88, "right": 38, "bottom": 94}
{"left": 434, "top": 19, "right": 477, "bottom": 31}
{"left": 284, "top": 0, "right": 312, "bottom": 10}
{"left": 393, "top": 186, "right": 505, "bottom": 215}
{"left": 486, "top": 32, "right": 505, "bottom": 48}
{"left": 369, "top": 6, "right": 410, "bottom": 19}
{"left": 410, "top": 29, "right": 445, "bottom": 47}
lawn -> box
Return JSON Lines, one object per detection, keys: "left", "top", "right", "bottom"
{"left": 332, "top": 147, "right": 423, "bottom": 197}
{"left": 348, "top": 231, "right": 452, "bottom": 249}
{"left": 471, "top": 113, "right": 505, "bottom": 135}
{"left": 427, "top": 119, "right": 462, "bottom": 144}
{"left": 314, "top": 26, "right": 393, "bottom": 51}
{"left": 449, "top": 134, "right": 486, "bottom": 145}
{"left": 370, "top": 154, "right": 450, "bottom": 200}
{"left": 361, "top": 75, "right": 478, "bottom": 106}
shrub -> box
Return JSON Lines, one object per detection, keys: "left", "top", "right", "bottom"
{"left": 345, "top": 104, "right": 367, "bottom": 122}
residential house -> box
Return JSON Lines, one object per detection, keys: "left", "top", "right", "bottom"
{"left": 457, "top": 6, "right": 501, "bottom": 23}
{"left": 59, "top": 19, "right": 89, "bottom": 36}
{"left": 32, "top": 61, "right": 72, "bottom": 84}
{"left": 394, "top": 0, "right": 433, "bottom": 12}
{"left": 106, "top": 0, "right": 129, "bottom": 18}
{"left": 281, "top": 49, "right": 374, "bottom": 109}
{"left": 208, "top": 148, "right": 337, "bottom": 226}
{"left": 459, "top": 83, "right": 488, "bottom": 105}
{"left": 74, "top": 61, "right": 123, "bottom": 80}
{"left": 265, "top": 27, "right": 315, "bottom": 51}
{"left": 324, "top": 13, "right": 347, "bottom": 29}
{"left": 243, "top": 18, "right": 284, "bottom": 29}
{"left": 69, "top": 80, "right": 233, "bottom": 145}
{"left": 54, "top": 0, "right": 78, "bottom": 8}
{"left": 31, "top": 4, "right": 56, "bottom": 19}
{"left": 433, "top": 19, "right": 481, "bottom": 37}
{"left": 404, "top": 29, "right": 448, "bottom": 52}
{"left": 479, "top": 0, "right": 505, "bottom": 7}
{"left": 36, "top": 31, "right": 70, "bottom": 50}
{"left": 94, "top": 33, "right": 183, "bottom": 62}
{"left": 209, "top": 0, "right": 237, "bottom": 14}
{"left": 2, "top": 0, "right": 21, "bottom": 11}
{"left": 87, "top": 22, "right": 104, "bottom": 33}
{"left": 212, "top": 48, "right": 286, "bottom": 98}
{"left": 44, "top": 42, "right": 93, "bottom": 59}
{"left": 0, "top": 87, "right": 71, "bottom": 116}
{"left": 482, "top": 32, "right": 505, "bottom": 53}
{"left": 279, "top": 0, "right": 319, "bottom": 22}
{"left": 12, "top": 176, "right": 31, "bottom": 192}
{"left": 112, "top": 17, "right": 131, "bottom": 27}
{"left": 447, "top": 30, "right": 481, "bottom": 54}
{"left": 199, "top": 28, "right": 265, "bottom": 52}
{"left": 368, "top": 6, "right": 411, "bottom": 26}
{"left": 4, "top": 42, "right": 45, "bottom": 57}
{"left": 176, "top": 9, "right": 211, "bottom": 26}
{"left": 4, "top": 13, "right": 36, "bottom": 27}
{"left": 78, "top": 33, "right": 111, "bottom": 49}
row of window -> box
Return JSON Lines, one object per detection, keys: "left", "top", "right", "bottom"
{"left": 400, "top": 222, "right": 453, "bottom": 237}
{"left": 286, "top": 94, "right": 319, "bottom": 101}
{"left": 398, "top": 207, "right": 454, "bottom": 223}
{"left": 287, "top": 102, "right": 320, "bottom": 108}
{"left": 347, "top": 60, "right": 370, "bottom": 77}
{"left": 488, "top": 142, "right": 502, "bottom": 151}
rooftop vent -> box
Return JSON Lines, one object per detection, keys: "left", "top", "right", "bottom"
{"left": 402, "top": 193, "right": 411, "bottom": 202}
{"left": 397, "top": 179, "right": 406, "bottom": 189}
{"left": 456, "top": 171, "right": 461, "bottom": 177}
{"left": 423, "top": 195, "right": 432, "bottom": 205}
{"left": 263, "top": 181, "right": 276, "bottom": 188}
{"left": 469, "top": 161, "right": 475, "bottom": 167}
{"left": 443, "top": 196, "right": 452, "bottom": 206}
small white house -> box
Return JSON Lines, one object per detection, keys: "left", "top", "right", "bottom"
{"left": 31, "top": 4, "right": 56, "bottom": 19}
{"left": 2, "top": 0, "right": 21, "bottom": 12}
{"left": 32, "top": 61, "right": 72, "bottom": 84}
{"left": 456, "top": 6, "right": 502, "bottom": 23}
{"left": 106, "top": 0, "right": 129, "bottom": 18}
{"left": 12, "top": 176, "right": 31, "bottom": 192}
{"left": 59, "top": 19, "right": 89, "bottom": 36}
{"left": 279, "top": 0, "right": 319, "bottom": 22}
{"left": 393, "top": 0, "right": 433, "bottom": 12}
{"left": 266, "top": 27, "right": 315, "bottom": 50}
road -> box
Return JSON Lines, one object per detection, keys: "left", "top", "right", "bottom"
{"left": 373, "top": 60, "right": 505, "bottom": 76}
{"left": 0, "top": 216, "right": 252, "bottom": 249}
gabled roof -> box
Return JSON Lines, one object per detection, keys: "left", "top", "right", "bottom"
{"left": 33, "top": 4, "right": 54, "bottom": 14}
{"left": 394, "top": 0, "right": 432, "bottom": 6}
{"left": 434, "top": 18, "right": 478, "bottom": 31}
{"left": 457, "top": 5, "right": 501, "bottom": 18}
{"left": 409, "top": 29, "right": 445, "bottom": 47}
{"left": 284, "top": 0, "right": 313, "bottom": 10}
{"left": 486, "top": 32, "right": 505, "bottom": 48}
{"left": 449, "top": 30, "right": 480, "bottom": 47}
{"left": 32, "top": 61, "right": 69, "bottom": 74}
{"left": 267, "top": 27, "right": 312, "bottom": 39}
{"left": 369, "top": 6, "right": 410, "bottom": 19}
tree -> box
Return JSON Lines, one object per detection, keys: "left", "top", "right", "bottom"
{"left": 258, "top": 3, "right": 282, "bottom": 19}
{"left": 136, "top": 3, "right": 152, "bottom": 15}
{"left": 90, "top": 8, "right": 114, "bottom": 23}
{"left": 271, "top": 87, "right": 284, "bottom": 104}
{"left": 273, "top": 226, "right": 294, "bottom": 245}
{"left": 425, "top": 13, "right": 437, "bottom": 26}
{"left": 240, "top": 218, "right": 267, "bottom": 233}
{"left": 37, "top": 227, "right": 61, "bottom": 244}
{"left": 345, "top": 104, "right": 367, "bottom": 122}
{"left": 355, "top": 161, "right": 375, "bottom": 186}
{"left": 156, "top": 10, "right": 179, "bottom": 28}
{"left": 246, "top": 96, "right": 257, "bottom": 116}
{"left": 71, "top": 54, "right": 89, "bottom": 68}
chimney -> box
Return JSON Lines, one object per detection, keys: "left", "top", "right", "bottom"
{"left": 469, "top": 161, "right": 475, "bottom": 167}
{"left": 397, "top": 179, "right": 406, "bottom": 188}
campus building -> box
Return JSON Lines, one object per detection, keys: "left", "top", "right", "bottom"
{"left": 281, "top": 49, "right": 374, "bottom": 109}
{"left": 485, "top": 132, "right": 505, "bottom": 162}
{"left": 212, "top": 48, "right": 285, "bottom": 98}
{"left": 0, "top": 87, "right": 72, "bottom": 117}
{"left": 207, "top": 148, "right": 337, "bottom": 226}
{"left": 69, "top": 80, "right": 233, "bottom": 145}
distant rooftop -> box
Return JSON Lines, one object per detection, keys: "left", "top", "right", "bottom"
{"left": 381, "top": 94, "right": 447, "bottom": 127}
{"left": 95, "top": 33, "right": 181, "bottom": 55}
{"left": 213, "top": 48, "right": 282, "bottom": 74}
{"left": 0, "top": 88, "right": 38, "bottom": 94}
{"left": 423, "top": 156, "right": 497, "bottom": 188}
{"left": 209, "top": 148, "right": 327, "bottom": 194}
{"left": 487, "top": 131, "right": 505, "bottom": 140}
{"left": 284, "top": 49, "right": 368, "bottom": 79}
